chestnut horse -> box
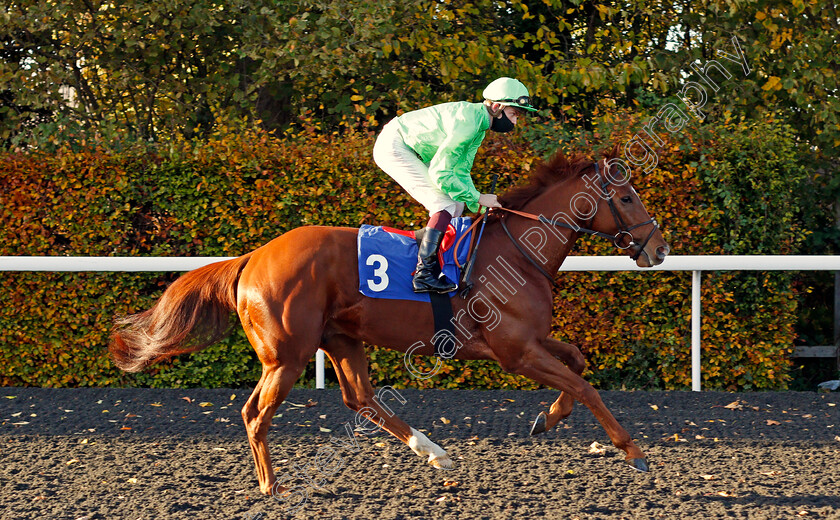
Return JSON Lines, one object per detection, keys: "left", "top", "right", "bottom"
{"left": 109, "top": 149, "right": 669, "bottom": 495}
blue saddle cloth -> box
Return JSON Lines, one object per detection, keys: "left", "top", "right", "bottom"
{"left": 357, "top": 218, "right": 473, "bottom": 302}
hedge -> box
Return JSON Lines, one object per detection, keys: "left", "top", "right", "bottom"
{"left": 0, "top": 116, "right": 810, "bottom": 390}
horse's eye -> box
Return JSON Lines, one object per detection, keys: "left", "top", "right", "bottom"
{"left": 620, "top": 196, "right": 633, "bottom": 204}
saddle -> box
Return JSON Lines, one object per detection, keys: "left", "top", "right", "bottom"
{"left": 357, "top": 218, "right": 473, "bottom": 303}
{"left": 357, "top": 219, "right": 475, "bottom": 358}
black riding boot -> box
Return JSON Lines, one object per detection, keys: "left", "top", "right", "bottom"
{"left": 412, "top": 228, "right": 457, "bottom": 294}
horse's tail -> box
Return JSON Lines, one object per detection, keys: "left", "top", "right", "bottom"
{"left": 109, "top": 254, "right": 253, "bottom": 372}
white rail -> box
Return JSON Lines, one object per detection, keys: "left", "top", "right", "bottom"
{"left": 3, "top": 255, "right": 839, "bottom": 391}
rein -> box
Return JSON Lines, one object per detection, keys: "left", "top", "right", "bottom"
{"left": 453, "top": 160, "right": 660, "bottom": 288}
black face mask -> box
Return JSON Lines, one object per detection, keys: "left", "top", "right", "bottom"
{"left": 490, "top": 110, "right": 515, "bottom": 133}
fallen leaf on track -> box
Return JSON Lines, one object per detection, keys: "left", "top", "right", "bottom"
{"left": 181, "top": 397, "right": 193, "bottom": 404}
{"left": 149, "top": 403, "right": 163, "bottom": 407}
{"left": 588, "top": 442, "right": 608, "bottom": 456}
{"left": 766, "top": 420, "right": 781, "bottom": 426}
{"left": 724, "top": 401, "right": 743, "bottom": 410}
{"left": 198, "top": 402, "right": 213, "bottom": 407}
{"left": 699, "top": 474, "right": 716, "bottom": 480}
{"left": 439, "top": 417, "right": 450, "bottom": 424}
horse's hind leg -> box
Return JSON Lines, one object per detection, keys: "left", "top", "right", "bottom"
{"left": 239, "top": 303, "right": 321, "bottom": 494}
{"left": 530, "top": 337, "right": 586, "bottom": 435}
{"left": 241, "top": 362, "right": 306, "bottom": 494}
{"left": 322, "top": 334, "right": 454, "bottom": 470}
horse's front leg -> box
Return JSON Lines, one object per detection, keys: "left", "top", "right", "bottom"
{"left": 323, "top": 334, "right": 454, "bottom": 470}
{"left": 501, "top": 341, "right": 648, "bottom": 471}
{"left": 530, "top": 337, "right": 586, "bottom": 435}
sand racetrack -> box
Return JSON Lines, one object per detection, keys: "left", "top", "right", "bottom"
{"left": 1, "top": 387, "right": 838, "bottom": 520}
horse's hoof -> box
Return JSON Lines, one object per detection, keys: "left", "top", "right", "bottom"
{"left": 530, "top": 412, "right": 547, "bottom": 436}
{"left": 430, "top": 456, "right": 455, "bottom": 470}
{"left": 267, "top": 482, "right": 285, "bottom": 496}
{"left": 627, "top": 458, "right": 649, "bottom": 472}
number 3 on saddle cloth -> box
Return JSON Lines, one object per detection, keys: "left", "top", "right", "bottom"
{"left": 357, "top": 218, "right": 473, "bottom": 303}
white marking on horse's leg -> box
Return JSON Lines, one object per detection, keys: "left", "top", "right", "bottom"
{"left": 408, "top": 427, "right": 454, "bottom": 470}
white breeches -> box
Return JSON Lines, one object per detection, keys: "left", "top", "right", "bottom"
{"left": 372, "top": 119, "right": 465, "bottom": 217}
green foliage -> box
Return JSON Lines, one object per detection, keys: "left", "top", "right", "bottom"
{"left": 698, "top": 115, "right": 808, "bottom": 255}
{"left": 663, "top": 0, "right": 840, "bottom": 155}
{"left": 6, "top": 0, "right": 836, "bottom": 163}
{"left": 692, "top": 116, "right": 809, "bottom": 390}
{"left": 132, "top": 330, "right": 262, "bottom": 389}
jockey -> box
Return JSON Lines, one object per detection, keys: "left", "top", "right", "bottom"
{"left": 373, "top": 77, "right": 537, "bottom": 293}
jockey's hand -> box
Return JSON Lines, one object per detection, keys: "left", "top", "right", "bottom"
{"left": 478, "top": 193, "right": 502, "bottom": 209}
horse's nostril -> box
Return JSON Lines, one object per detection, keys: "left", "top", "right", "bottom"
{"left": 656, "top": 245, "right": 670, "bottom": 260}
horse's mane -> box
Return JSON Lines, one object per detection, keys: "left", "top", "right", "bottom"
{"left": 498, "top": 145, "right": 619, "bottom": 211}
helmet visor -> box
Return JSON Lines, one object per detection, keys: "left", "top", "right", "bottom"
{"left": 496, "top": 95, "right": 537, "bottom": 112}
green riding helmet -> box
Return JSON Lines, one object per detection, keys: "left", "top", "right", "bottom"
{"left": 483, "top": 77, "right": 538, "bottom": 112}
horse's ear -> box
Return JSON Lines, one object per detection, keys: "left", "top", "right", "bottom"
{"left": 599, "top": 143, "right": 621, "bottom": 160}
{"left": 542, "top": 149, "right": 571, "bottom": 183}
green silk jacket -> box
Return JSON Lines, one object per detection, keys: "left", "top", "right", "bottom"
{"left": 395, "top": 101, "right": 491, "bottom": 213}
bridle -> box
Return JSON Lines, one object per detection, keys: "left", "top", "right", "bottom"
{"left": 594, "top": 160, "right": 660, "bottom": 262}
{"left": 456, "top": 160, "right": 660, "bottom": 288}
